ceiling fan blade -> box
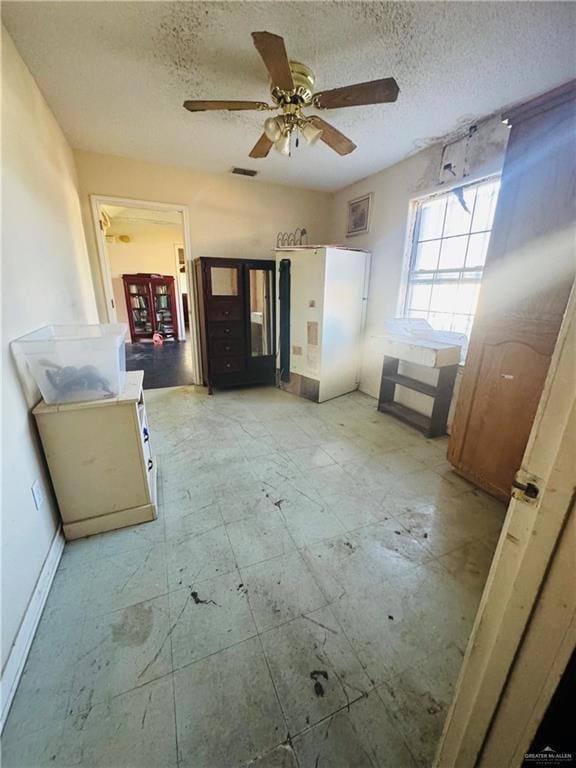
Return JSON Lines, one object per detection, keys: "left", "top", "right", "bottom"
{"left": 249, "top": 133, "right": 274, "bottom": 159}
{"left": 308, "top": 116, "right": 356, "bottom": 156}
{"left": 251, "top": 31, "right": 294, "bottom": 91}
{"left": 313, "top": 77, "right": 399, "bottom": 109}
{"left": 183, "top": 100, "right": 269, "bottom": 112}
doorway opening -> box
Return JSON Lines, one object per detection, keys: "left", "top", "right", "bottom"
{"left": 91, "top": 196, "right": 202, "bottom": 388}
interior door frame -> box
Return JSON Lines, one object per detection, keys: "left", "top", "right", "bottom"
{"left": 435, "top": 280, "right": 576, "bottom": 766}
{"left": 173, "top": 244, "right": 187, "bottom": 340}
{"left": 89, "top": 194, "right": 202, "bottom": 385}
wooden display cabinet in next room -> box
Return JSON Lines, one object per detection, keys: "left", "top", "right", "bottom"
{"left": 122, "top": 273, "right": 179, "bottom": 343}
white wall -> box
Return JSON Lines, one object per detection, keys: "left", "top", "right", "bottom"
{"left": 1, "top": 29, "right": 98, "bottom": 672}
{"left": 330, "top": 116, "right": 511, "bottom": 398}
{"left": 74, "top": 151, "right": 333, "bottom": 321}
{"left": 105, "top": 220, "right": 184, "bottom": 326}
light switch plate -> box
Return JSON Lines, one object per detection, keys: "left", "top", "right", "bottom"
{"left": 31, "top": 480, "right": 45, "bottom": 510}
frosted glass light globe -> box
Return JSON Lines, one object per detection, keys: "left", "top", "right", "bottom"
{"left": 264, "top": 117, "right": 283, "bottom": 142}
{"left": 274, "top": 132, "right": 291, "bottom": 156}
{"left": 301, "top": 121, "right": 323, "bottom": 145}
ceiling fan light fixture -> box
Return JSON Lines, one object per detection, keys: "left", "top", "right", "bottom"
{"left": 300, "top": 120, "right": 323, "bottom": 145}
{"left": 183, "top": 31, "right": 399, "bottom": 160}
{"left": 264, "top": 116, "right": 283, "bottom": 142}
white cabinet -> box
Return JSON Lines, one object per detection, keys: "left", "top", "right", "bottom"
{"left": 276, "top": 246, "right": 370, "bottom": 402}
{"left": 33, "top": 371, "right": 157, "bottom": 540}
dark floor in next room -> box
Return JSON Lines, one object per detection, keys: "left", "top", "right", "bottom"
{"left": 125, "top": 340, "right": 195, "bottom": 389}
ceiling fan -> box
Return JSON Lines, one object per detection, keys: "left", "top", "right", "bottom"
{"left": 183, "top": 31, "right": 399, "bottom": 159}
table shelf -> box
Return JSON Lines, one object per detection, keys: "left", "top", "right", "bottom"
{"left": 381, "top": 372, "right": 438, "bottom": 398}
{"left": 378, "top": 355, "right": 458, "bottom": 438}
{"left": 378, "top": 401, "right": 432, "bottom": 434}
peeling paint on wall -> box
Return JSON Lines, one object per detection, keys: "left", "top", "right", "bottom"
{"left": 307, "top": 321, "right": 319, "bottom": 346}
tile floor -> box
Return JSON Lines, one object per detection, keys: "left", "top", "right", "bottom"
{"left": 3, "top": 386, "right": 507, "bottom": 768}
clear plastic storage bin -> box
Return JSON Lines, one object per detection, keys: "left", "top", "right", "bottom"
{"left": 13, "top": 324, "right": 127, "bottom": 405}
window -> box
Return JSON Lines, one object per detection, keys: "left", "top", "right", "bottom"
{"left": 403, "top": 177, "right": 500, "bottom": 340}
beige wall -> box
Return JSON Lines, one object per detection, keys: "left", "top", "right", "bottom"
{"left": 76, "top": 125, "right": 509, "bottom": 401}
{"left": 74, "top": 150, "right": 333, "bottom": 321}
{"left": 105, "top": 221, "right": 183, "bottom": 326}
{"left": 330, "top": 116, "right": 511, "bottom": 398}
{"left": 1, "top": 29, "right": 98, "bottom": 670}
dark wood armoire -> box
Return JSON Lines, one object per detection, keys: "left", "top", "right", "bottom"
{"left": 194, "top": 257, "right": 275, "bottom": 392}
{"left": 448, "top": 81, "right": 576, "bottom": 500}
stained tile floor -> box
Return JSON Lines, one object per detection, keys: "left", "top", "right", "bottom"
{"left": 3, "top": 386, "right": 507, "bottom": 768}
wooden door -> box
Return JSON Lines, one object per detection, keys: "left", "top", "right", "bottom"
{"left": 435, "top": 281, "right": 576, "bottom": 768}
{"left": 448, "top": 81, "right": 576, "bottom": 500}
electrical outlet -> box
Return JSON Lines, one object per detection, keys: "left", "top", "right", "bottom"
{"left": 31, "top": 480, "right": 45, "bottom": 510}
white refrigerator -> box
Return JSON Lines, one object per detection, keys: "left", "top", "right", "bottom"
{"left": 275, "top": 245, "right": 370, "bottom": 403}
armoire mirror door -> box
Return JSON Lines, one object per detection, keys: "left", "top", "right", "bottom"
{"left": 248, "top": 268, "right": 273, "bottom": 357}
{"left": 245, "top": 262, "right": 275, "bottom": 382}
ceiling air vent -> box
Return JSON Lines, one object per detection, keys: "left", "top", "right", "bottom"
{"left": 231, "top": 167, "right": 258, "bottom": 177}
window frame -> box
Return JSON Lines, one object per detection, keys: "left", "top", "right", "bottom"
{"left": 401, "top": 175, "right": 500, "bottom": 339}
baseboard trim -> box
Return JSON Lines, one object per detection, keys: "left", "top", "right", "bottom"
{"left": 0, "top": 527, "right": 65, "bottom": 732}
{"left": 63, "top": 502, "right": 156, "bottom": 539}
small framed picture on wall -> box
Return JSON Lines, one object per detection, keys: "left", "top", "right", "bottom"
{"left": 346, "top": 193, "right": 372, "bottom": 237}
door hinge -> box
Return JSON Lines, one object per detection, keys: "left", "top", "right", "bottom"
{"left": 511, "top": 469, "right": 541, "bottom": 504}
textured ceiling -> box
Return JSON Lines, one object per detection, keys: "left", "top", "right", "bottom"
{"left": 3, "top": 1, "right": 575, "bottom": 191}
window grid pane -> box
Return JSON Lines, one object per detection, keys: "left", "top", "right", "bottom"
{"left": 404, "top": 178, "right": 500, "bottom": 341}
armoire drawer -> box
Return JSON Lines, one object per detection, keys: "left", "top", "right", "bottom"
{"left": 210, "top": 356, "right": 245, "bottom": 374}
{"left": 207, "top": 321, "right": 244, "bottom": 340}
{"left": 207, "top": 301, "right": 242, "bottom": 322}
{"left": 210, "top": 338, "right": 244, "bottom": 357}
